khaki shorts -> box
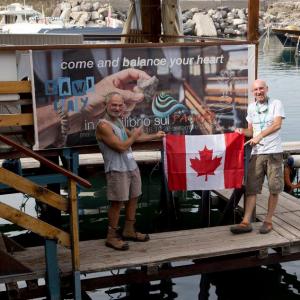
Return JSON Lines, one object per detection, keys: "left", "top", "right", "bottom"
{"left": 106, "top": 168, "right": 142, "bottom": 201}
{"left": 246, "top": 153, "right": 283, "bottom": 195}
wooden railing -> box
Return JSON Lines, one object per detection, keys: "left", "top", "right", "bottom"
{"left": 0, "top": 134, "right": 91, "bottom": 298}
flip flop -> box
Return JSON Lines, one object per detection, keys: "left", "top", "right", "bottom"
{"left": 230, "top": 222, "right": 253, "bottom": 234}
{"left": 259, "top": 221, "right": 273, "bottom": 234}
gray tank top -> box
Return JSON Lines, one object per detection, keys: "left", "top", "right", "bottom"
{"left": 97, "top": 119, "right": 137, "bottom": 173}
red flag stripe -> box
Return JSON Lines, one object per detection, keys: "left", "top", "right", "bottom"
{"left": 224, "top": 133, "right": 244, "bottom": 188}
{"left": 166, "top": 135, "right": 187, "bottom": 190}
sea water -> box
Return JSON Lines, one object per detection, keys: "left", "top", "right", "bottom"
{"left": 1, "top": 35, "right": 300, "bottom": 299}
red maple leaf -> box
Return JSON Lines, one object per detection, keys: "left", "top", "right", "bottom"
{"left": 190, "top": 146, "right": 222, "bottom": 181}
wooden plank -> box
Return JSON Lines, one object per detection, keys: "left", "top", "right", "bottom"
{"left": 13, "top": 224, "right": 289, "bottom": 276}
{"left": 271, "top": 215, "right": 300, "bottom": 240}
{"left": 69, "top": 180, "right": 80, "bottom": 271}
{"left": 0, "top": 113, "right": 33, "bottom": 127}
{"left": 0, "top": 202, "right": 70, "bottom": 248}
{"left": 0, "top": 81, "right": 31, "bottom": 94}
{"left": 0, "top": 99, "right": 32, "bottom": 106}
{"left": 0, "top": 168, "right": 68, "bottom": 212}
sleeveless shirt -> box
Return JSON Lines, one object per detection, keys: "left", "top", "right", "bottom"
{"left": 97, "top": 118, "right": 137, "bottom": 173}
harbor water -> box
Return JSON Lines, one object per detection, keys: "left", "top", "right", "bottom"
{"left": 80, "top": 35, "right": 300, "bottom": 300}
{"left": 1, "top": 35, "right": 300, "bottom": 299}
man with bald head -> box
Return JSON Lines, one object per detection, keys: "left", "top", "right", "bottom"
{"left": 96, "top": 92, "right": 165, "bottom": 250}
{"left": 230, "top": 79, "right": 285, "bottom": 234}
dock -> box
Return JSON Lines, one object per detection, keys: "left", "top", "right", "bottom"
{"left": 1, "top": 186, "right": 300, "bottom": 298}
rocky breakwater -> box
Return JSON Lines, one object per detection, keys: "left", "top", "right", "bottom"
{"left": 51, "top": 1, "right": 269, "bottom": 37}
{"left": 51, "top": 0, "right": 126, "bottom": 28}
{"left": 263, "top": 1, "right": 300, "bottom": 28}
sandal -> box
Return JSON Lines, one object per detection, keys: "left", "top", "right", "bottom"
{"left": 259, "top": 221, "right": 273, "bottom": 234}
{"left": 230, "top": 222, "right": 253, "bottom": 234}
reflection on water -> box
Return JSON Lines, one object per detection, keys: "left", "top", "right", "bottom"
{"left": 2, "top": 36, "right": 300, "bottom": 299}
{"left": 87, "top": 36, "right": 300, "bottom": 299}
{"left": 86, "top": 263, "right": 300, "bottom": 299}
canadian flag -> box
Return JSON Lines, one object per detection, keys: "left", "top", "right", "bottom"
{"left": 163, "top": 133, "right": 244, "bottom": 191}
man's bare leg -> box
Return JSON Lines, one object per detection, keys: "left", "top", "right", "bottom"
{"left": 242, "top": 194, "right": 257, "bottom": 224}
{"left": 230, "top": 194, "right": 256, "bottom": 234}
{"left": 265, "top": 193, "right": 278, "bottom": 223}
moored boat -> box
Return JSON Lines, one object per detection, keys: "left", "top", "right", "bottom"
{"left": 272, "top": 25, "right": 300, "bottom": 48}
{"left": 0, "top": 2, "right": 64, "bottom": 34}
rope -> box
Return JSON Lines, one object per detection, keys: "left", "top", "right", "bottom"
{"left": 262, "top": 24, "right": 271, "bottom": 53}
{"left": 295, "top": 36, "right": 300, "bottom": 58}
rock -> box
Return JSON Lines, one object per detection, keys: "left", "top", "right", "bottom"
{"left": 71, "top": 5, "right": 81, "bottom": 12}
{"left": 61, "top": 2, "right": 71, "bottom": 11}
{"left": 233, "top": 19, "right": 245, "bottom": 26}
{"left": 98, "top": 7, "right": 109, "bottom": 18}
{"left": 81, "top": 2, "right": 93, "bottom": 12}
{"left": 183, "top": 19, "right": 195, "bottom": 35}
{"left": 91, "top": 11, "right": 100, "bottom": 21}
{"left": 60, "top": 8, "right": 71, "bottom": 21}
{"left": 51, "top": 6, "right": 61, "bottom": 18}
{"left": 192, "top": 12, "right": 217, "bottom": 37}
{"left": 237, "top": 9, "right": 246, "bottom": 20}
{"left": 182, "top": 10, "right": 194, "bottom": 22}
{"left": 190, "top": 8, "right": 199, "bottom": 14}
{"left": 70, "top": 0, "right": 79, "bottom": 7}
{"left": 212, "top": 11, "right": 223, "bottom": 21}
{"left": 70, "top": 11, "right": 82, "bottom": 22}
{"left": 78, "top": 11, "right": 91, "bottom": 25}
{"left": 218, "top": 6, "right": 230, "bottom": 12}
{"left": 224, "top": 27, "right": 234, "bottom": 35}
{"left": 93, "top": 2, "right": 101, "bottom": 11}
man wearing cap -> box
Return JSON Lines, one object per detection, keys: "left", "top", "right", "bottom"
{"left": 230, "top": 79, "right": 285, "bottom": 234}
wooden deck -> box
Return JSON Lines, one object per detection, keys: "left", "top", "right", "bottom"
{"left": 216, "top": 186, "right": 300, "bottom": 243}
{"left": 1, "top": 187, "right": 300, "bottom": 299}
{"left": 9, "top": 222, "right": 288, "bottom": 280}
{"left": 1, "top": 186, "right": 299, "bottom": 285}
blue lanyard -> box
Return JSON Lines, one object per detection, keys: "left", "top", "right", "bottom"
{"left": 256, "top": 103, "right": 268, "bottom": 131}
{"left": 115, "top": 119, "right": 128, "bottom": 141}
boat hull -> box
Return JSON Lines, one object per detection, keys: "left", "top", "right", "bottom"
{"left": 272, "top": 28, "right": 300, "bottom": 48}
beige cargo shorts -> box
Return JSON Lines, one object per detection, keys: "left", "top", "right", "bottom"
{"left": 246, "top": 153, "right": 283, "bottom": 195}
{"left": 106, "top": 168, "right": 142, "bottom": 201}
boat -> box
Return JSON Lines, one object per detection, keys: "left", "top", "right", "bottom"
{"left": 272, "top": 25, "right": 300, "bottom": 48}
{"left": 0, "top": 2, "right": 64, "bottom": 34}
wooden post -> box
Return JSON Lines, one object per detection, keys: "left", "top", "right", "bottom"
{"left": 140, "top": 0, "right": 161, "bottom": 42}
{"left": 45, "top": 240, "right": 61, "bottom": 300}
{"left": 69, "top": 179, "right": 81, "bottom": 299}
{"left": 248, "top": 0, "right": 260, "bottom": 78}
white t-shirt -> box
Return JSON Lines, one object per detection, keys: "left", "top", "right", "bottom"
{"left": 246, "top": 98, "right": 285, "bottom": 154}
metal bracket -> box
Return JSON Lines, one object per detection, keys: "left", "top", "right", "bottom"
{"left": 281, "top": 245, "right": 291, "bottom": 256}
{"left": 257, "top": 248, "right": 268, "bottom": 259}
{"left": 145, "top": 264, "right": 159, "bottom": 276}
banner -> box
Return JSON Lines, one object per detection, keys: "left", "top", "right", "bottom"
{"left": 163, "top": 133, "right": 244, "bottom": 191}
{"left": 31, "top": 44, "right": 255, "bottom": 150}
